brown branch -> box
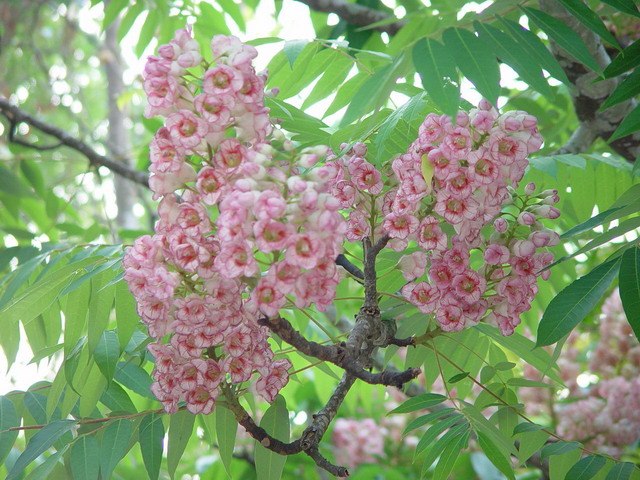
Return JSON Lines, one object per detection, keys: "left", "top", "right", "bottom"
{"left": 259, "top": 315, "right": 420, "bottom": 388}
{"left": 294, "top": 0, "right": 404, "bottom": 35}
{"left": 540, "top": 0, "right": 639, "bottom": 162}
{"left": 0, "top": 97, "right": 150, "bottom": 186}
{"left": 335, "top": 253, "right": 364, "bottom": 280}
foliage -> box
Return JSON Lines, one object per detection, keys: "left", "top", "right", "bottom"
{"left": 0, "top": 0, "right": 639, "bottom": 479}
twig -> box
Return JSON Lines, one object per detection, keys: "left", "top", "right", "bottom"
{"left": 0, "top": 97, "right": 150, "bottom": 186}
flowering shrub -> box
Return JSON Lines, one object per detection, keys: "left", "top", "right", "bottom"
{"left": 123, "top": 28, "right": 559, "bottom": 419}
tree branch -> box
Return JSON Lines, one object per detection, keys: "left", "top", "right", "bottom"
{"left": 294, "top": 0, "right": 404, "bottom": 35}
{"left": 259, "top": 315, "right": 419, "bottom": 387}
{"left": 540, "top": 0, "right": 639, "bottom": 161}
{"left": 0, "top": 97, "right": 150, "bottom": 186}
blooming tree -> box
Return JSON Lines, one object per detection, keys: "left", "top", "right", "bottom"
{"left": 0, "top": 1, "right": 639, "bottom": 479}
{"left": 120, "top": 28, "right": 563, "bottom": 476}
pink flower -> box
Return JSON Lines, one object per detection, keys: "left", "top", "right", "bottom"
{"left": 346, "top": 210, "right": 370, "bottom": 241}
{"left": 437, "top": 304, "right": 465, "bottom": 332}
{"left": 253, "top": 277, "right": 286, "bottom": 316}
{"left": 165, "top": 110, "right": 209, "bottom": 151}
{"left": 256, "top": 359, "right": 291, "bottom": 403}
{"left": 196, "top": 166, "right": 226, "bottom": 205}
{"left": 451, "top": 270, "right": 486, "bottom": 303}
{"left": 286, "top": 233, "right": 324, "bottom": 269}
{"left": 254, "top": 219, "right": 292, "bottom": 252}
{"left": 214, "top": 138, "right": 247, "bottom": 170}
{"left": 399, "top": 252, "right": 428, "bottom": 281}
{"left": 417, "top": 216, "right": 447, "bottom": 251}
{"left": 404, "top": 282, "right": 439, "bottom": 313}
{"left": 484, "top": 243, "right": 509, "bottom": 265}
{"left": 215, "top": 241, "right": 259, "bottom": 278}
{"left": 185, "top": 386, "right": 216, "bottom": 414}
{"left": 382, "top": 213, "right": 419, "bottom": 239}
{"left": 203, "top": 65, "right": 244, "bottom": 94}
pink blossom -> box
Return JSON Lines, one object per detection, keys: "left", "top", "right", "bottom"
{"left": 399, "top": 252, "right": 428, "bottom": 281}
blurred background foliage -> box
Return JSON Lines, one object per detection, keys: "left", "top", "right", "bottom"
{"left": 0, "top": 0, "right": 639, "bottom": 479}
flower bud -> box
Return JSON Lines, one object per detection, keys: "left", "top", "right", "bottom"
{"left": 518, "top": 211, "right": 536, "bottom": 226}
{"left": 494, "top": 217, "right": 508, "bottom": 233}
{"left": 524, "top": 182, "right": 536, "bottom": 195}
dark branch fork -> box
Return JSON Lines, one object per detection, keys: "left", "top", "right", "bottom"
{"left": 223, "top": 234, "right": 422, "bottom": 476}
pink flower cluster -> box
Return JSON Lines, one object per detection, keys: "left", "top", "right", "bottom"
{"left": 332, "top": 418, "right": 385, "bottom": 473}
{"left": 390, "top": 102, "right": 560, "bottom": 335}
{"left": 589, "top": 289, "right": 640, "bottom": 379}
{"left": 520, "top": 290, "right": 640, "bottom": 456}
{"left": 557, "top": 377, "right": 640, "bottom": 456}
{"left": 126, "top": 29, "right": 346, "bottom": 413}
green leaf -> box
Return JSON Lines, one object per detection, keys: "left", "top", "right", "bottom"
{"left": 255, "top": 395, "right": 290, "bottom": 480}
{"left": 564, "top": 455, "right": 606, "bottom": 479}
{"left": 480, "top": 366, "right": 496, "bottom": 383}
{"left": 94, "top": 330, "right": 120, "bottom": 383}
{"left": 571, "top": 216, "right": 640, "bottom": 258}
{"left": 601, "top": 68, "right": 640, "bottom": 110}
{"left": 168, "top": 410, "right": 195, "bottom": 480}
{"left": 117, "top": 2, "right": 144, "bottom": 42}
{"left": 537, "top": 257, "right": 621, "bottom": 346}
{"left": 524, "top": 7, "right": 601, "bottom": 72}
{"left": 301, "top": 54, "right": 353, "bottom": 109}
{"left": 609, "top": 104, "right": 640, "bottom": 142}
{"left": 0, "top": 395, "right": 19, "bottom": 465}
{"left": 474, "top": 21, "right": 553, "bottom": 97}
{"left": 114, "top": 362, "right": 154, "bottom": 399}
{"left": 557, "top": 0, "right": 620, "bottom": 48}
{"left": 513, "top": 422, "right": 545, "bottom": 435}
{"left": 497, "top": 17, "right": 570, "bottom": 85}
{"left": 140, "top": 413, "right": 165, "bottom": 480}
{"left": 619, "top": 247, "right": 640, "bottom": 342}
{"left": 448, "top": 372, "right": 470, "bottom": 383}
{"left": 412, "top": 38, "right": 460, "bottom": 118}
{"left": 432, "top": 430, "right": 469, "bottom": 480}
{"left": 23, "top": 445, "right": 68, "bottom": 480}
{"left": 340, "top": 55, "right": 407, "bottom": 126}
{"left": 283, "top": 39, "right": 309, "bottom": 66}
{"left": 442, "top": 27, "right": 501, "bottom": 104}
{"left": 0, "top": 165, "right": 34, "bottom": 197}
{"left": 561, "top": 206, "right": 626, "bottom": 238}
{"left": 6, "top": 419, "right": 76, "bottom": 480}
{"left": 135, "top": 9, "right": 159, "bottom": 58}
{"left": 475, "top": 324, "right": 562, "bottom": 383}
{"left": 477, "top": 431, "right": 515, "bottom": 480}
{"left": 218, "top": 0, "right": 246, "bottom": 31}
{"left": 540, "top": 441, "right": 581, "bottom": 460}
{"left": 115, "top": 280, "right": 139, "bottom": 350}
{"left": 403, "top": 408, "right": 456, "bottom": 436}
{"left": 100, "top": 381, "right": 137, "bottom": 413}
{"left": 63, "top": 281, "right": 90, "bottom": 356}
{"left": 603, "top": 39, "right": 640, "bottom": 78}
{"left": 420, "top": 423, "right": 469, "bottom": 474}
{"left": 415, "top": 414, "right": 466, "bottom": 457}
{"left": 373, "top": 92, "right": 431, "bottom": 164}
{"left": 602, "top": 0, "right": 640, "bottom": 17}
{"left": 103, "top": 0, "right": 129, "bottom": 28}
{"left": 605, "top": 462, "right": 637, "bottom": 480}
{"left": 100, "top": 419, "right": 134, "bottom": 478}
{"left": 70, "top": 435, "right": 99, "bottom": 480}
{"left": 216, "top": 405, "right": 237, "bottom": 478}
{"left": 463, "top": 405, "right": 516, "bottom": 456}
{"left": 389, "top": 393, "right": 447, "bottom": 414}
{"left": 1, "top": 259, "right": 90, "bottom": 327}
{"left": 507, "top": 378, "right": 555, "bottom": 388}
